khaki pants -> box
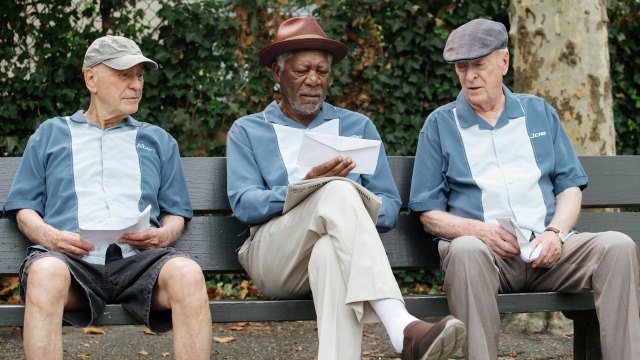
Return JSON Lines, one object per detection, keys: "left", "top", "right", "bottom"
{"left": 439, "top": 231, "right": 640, "bottom": 360}
{"left": 238, "top": 181, "right": 402, "bottom": 360}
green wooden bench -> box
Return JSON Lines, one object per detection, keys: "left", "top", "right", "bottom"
{"left": 2, "top": 155, "right": 639, "bottom": 359}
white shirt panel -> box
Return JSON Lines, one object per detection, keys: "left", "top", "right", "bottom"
{"left": 453, "top": 110, "right": 547, "bottom": 232}
{"left": 67, "top": 117, "right": 141, "bottom": 264}
{"left": 273, "top": 119, "right": 339, "bottom": 183}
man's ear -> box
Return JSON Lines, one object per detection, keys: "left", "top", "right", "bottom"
{"left": 501, "top": 50, "right": 510, "bottom": 76}
{"left": 84, "top": 68, "right": 98, "bottom": 94}
{"left": 272, "top": 62, "right": 281, "bottom": 84}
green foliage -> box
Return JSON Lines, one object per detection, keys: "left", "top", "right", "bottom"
{"left": 394, "top": 269, "right": 445, "bottom": 295}
{"left": 608, "top": 0, "right": 640, "bottom": 155}
{"left": 2, "top": 0, "right": 638, "bottom": 156}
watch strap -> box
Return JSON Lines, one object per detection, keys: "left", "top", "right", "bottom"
{"left": 544, "top": 226, "right": 566, "bottom": 243}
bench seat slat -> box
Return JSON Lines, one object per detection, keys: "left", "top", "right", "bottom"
{"left": 0, "top": 292, "right": 595, "bottom": 327}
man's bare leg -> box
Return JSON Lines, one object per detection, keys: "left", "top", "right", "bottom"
{"left": 23, "top": 257, "right": 87, "bottom": 360}
{"left": 153, "top": 257, "right": 212, "bottom": 360}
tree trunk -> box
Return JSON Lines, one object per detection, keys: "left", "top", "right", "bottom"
{"left": 509, "top": 0, "right": 615, "bottom": 155}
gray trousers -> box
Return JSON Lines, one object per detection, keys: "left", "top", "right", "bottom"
{"left": 439, "top": 231, "right": 640, "bottom": 359}
{"left": 238, "top": 181, "right": 402, "bottom": 360}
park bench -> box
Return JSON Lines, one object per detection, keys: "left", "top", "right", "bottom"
{"left": 2, "top": 155, "right": 640, "bottom": 359}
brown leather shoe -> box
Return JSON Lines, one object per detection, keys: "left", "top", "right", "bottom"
{"left": 400, "top": 316, "right": 466, "bottom": 360}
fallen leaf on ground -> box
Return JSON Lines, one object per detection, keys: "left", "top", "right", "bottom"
{"left": 161, "top": 352, "right": 170, "bottom": 357}
{"left": 229, "top": 322, "right": 247, "bottom": 331}
{"left": 141, "top": 327, "right": 156, "bottom": 335}
{"left": 137, "top": 350, "right": 149, "bottom": 356}
{"left": 213, "top": 336, "right": 235, "bottom": 343}
{"left": 82, "top": 327, "right": 105, "bottom": 335}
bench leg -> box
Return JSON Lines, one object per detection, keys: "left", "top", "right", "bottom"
{"left": 563, "top": 310, "right": 601, "bottom": 360}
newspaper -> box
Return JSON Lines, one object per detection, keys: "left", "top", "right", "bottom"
{"left": 283, "top": 177, "right": 381, "bottom": 223}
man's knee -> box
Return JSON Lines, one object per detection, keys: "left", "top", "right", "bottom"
{"left": 317, "top": 180, "right": 360, "bottom": 205}
{"left": 26, "top": 256, "right": 71, "bottom": 296}
{"left": 598, "top": 231, "right": 638, "bottom": 255}
{"left": 448, "top": 236, "right": 489, "bottom": 256}
{"left": 442, "top": 236, "right": 493, "bottom": 272}
{"left": 159, "top": 257, "right": 206, "bottom": 294}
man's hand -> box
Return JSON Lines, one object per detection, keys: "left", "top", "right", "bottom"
{"left": 119, "top": 227, "right": 168, "bottom": 250}
{"left": 477, "top": 223, "right": 520, "bottom": 259}
{"left": 303, "top": 156, "right": 355, "bottom": 180}
{"left": 530, "top": 231, "right": 562, "bottom": 269}
{"left": 50, "top": 231, "right": 94, "bottom": 257}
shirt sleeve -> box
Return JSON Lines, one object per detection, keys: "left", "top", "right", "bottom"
{"left": 360, "top": 121, "right": 401, "bottom": 233}
{"left": 409, "top": 114, "right": 449, "bottom": 213}
{"left": 546, "top": 103, "right": 589, "bottom": 194}
{"left": 226, "top": 122, "right": 287, "bottom": 225}
{"left": 2, "top": 130, "right": 47, "bottom": 222}
{"left": 157, "top": 136, "right": 193, "bottom": 221}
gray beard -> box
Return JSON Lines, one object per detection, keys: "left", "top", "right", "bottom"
{"left": 287, "top": 93, "right": 325, "bottom": 116}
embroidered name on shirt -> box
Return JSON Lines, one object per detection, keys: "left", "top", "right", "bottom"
{"left": 530, "top": 131, "right": 547, "bottom": 139}
{"left": 137, "top": 143, "right": 156, "bottom": 153}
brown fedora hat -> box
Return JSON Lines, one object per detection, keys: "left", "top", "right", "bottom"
{"left": 258, "top": 16, "right": 348, "bottom": 67}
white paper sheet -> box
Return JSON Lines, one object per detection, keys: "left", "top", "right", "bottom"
{"left": 496, "top": 217, "right": 542, "bottom": 263}
{"left": 79, "top": 205, "right": 151, "bottom": 259}
{"left": 296, "top": 133, "right": 381, "bottom": 175}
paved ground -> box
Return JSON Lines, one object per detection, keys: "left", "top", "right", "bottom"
{"left": 0, "top": 317, "right": 573, "bottom": 359}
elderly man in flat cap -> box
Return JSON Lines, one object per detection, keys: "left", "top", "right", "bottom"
{"left": 3, "top": 35, "right": 212, "bottom": 359}
{"left": 409, "top": 18, "right": 640, "bottom": 359}
{"left": 226, "top": 16, "right": 466, "bottom": 360}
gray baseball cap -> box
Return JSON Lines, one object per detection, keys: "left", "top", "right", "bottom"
{"left": 82, "top": 35, "right": 158, "bottom": 72}
{"left": 443, "top": 19, "right": 508, "bottom": 62}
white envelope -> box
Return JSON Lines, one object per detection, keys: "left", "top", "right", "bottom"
{"left": 297, "top": 133, "right": 381, "bottom": 175}
{"left": 496, "top": 217, "right": 542, "bottom": 263}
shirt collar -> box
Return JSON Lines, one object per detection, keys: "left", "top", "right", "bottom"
{"left": 262, "top": 101, "right": 340, "bottom": 129}
{"left": 454, "top": 85, "right": 524, "bottom": 129}
{"left": 69, "top": 110, "right": 142, "bottom": 128}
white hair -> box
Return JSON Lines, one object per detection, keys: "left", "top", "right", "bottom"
{"left": 495, "top": 48, "right": 509, "bottom": 64}
{"left": 275, "top": 51, "right": 333, "bottom": 71}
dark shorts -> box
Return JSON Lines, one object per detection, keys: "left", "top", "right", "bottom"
{"left": 19, "top": 246, "right": 187, "bottom": 332}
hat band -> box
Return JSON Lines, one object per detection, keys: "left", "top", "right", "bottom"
{"left": 281, "top": 34, "right": 328, "bottom": 41}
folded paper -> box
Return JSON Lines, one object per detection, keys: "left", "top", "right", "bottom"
{"left": 496, "top": 217, "right": 542, "bottom": 263}
{"left": 297, "top": 132, "right": 381, "bottom": 175}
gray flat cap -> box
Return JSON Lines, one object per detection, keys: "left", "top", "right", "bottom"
{"left": 443, "top": 19, "right": 508, "bottom": 62}
{"left": 82, "top": 35, "right": 158, "bottom": 72}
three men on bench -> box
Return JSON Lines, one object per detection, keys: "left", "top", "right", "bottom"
{"left": 5, "top": 16, "right": 639, "bottom": 360}
{"left": 409, "top": 19, "right": 640, "bottom": 359}
{"left": 3, "top": 36, "right": 212, "bottom": 360}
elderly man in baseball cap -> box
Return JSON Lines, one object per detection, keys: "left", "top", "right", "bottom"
{"left": 226, "top": 16, "right": 466, "bottom": 360}
{"left": 409, "top": 18, "right": 640, "bottom": 359}
{"left": 4, "top": 35, "right": 212, "bottom": 359}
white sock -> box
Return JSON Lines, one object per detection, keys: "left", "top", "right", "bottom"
{"left": 369, "top": 298, "right": 418, "bottom": 353}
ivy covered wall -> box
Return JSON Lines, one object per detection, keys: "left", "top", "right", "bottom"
{"left": 1, "top": 0, "right": 638, "bottom": 156}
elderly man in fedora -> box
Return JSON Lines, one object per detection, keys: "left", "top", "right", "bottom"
{"left": 409, "top": 18, "right": 640, "bottom": 359}
{"left": 3, "top": 35, "right": 212, "bottom": 359}
{"left": 226, "top": 16, "right": 466, "bottom": 360}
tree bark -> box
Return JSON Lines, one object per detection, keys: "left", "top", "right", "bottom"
{"left": 509, "top": 0, "right": 615, "bottom": 155}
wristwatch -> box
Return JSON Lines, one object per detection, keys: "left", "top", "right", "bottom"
{"left": 544, "top": 226, "right": 567, "bottom": 244}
